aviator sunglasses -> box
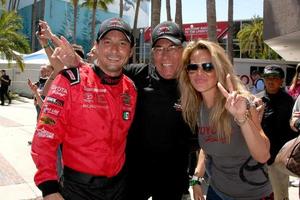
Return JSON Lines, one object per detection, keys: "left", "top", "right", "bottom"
{"left": 186, "top": 62, "right": 214, "bottom": 72}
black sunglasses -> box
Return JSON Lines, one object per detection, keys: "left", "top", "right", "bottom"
{"left": 186, "top": 63, "right": 214, "bottom": 72}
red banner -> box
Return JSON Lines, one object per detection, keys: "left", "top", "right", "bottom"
{"left": 144, "top": 21, "right": 228, "bottom": 42}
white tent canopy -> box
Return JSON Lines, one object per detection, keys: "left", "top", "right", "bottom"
{"left": 23, "top": 49, "right": 49, "bottom": 64}
{"left": 0, "top": 49, "right": 50, "bottom": 97}
{"left": 1, "top": 49, "right": 49, "bottom": 65}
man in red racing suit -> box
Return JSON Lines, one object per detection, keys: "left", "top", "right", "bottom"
{"left": 31, "top": 17, "right": 137, "bottom": 200}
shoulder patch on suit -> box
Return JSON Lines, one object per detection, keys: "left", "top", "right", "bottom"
{"left": 61, "top": 68, "right": 80, "bottom": 85}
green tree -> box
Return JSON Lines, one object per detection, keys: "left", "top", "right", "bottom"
{"left": 237, "top": 17, "right": 279, "bottom": 59}
{"left": 0, "top": 10, "right": 30, "bottom": 71}
{"left": 82, "top": 0, "right": 114, "bottom": 45}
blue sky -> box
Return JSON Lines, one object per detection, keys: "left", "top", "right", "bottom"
{"left": 160, "top": 0, "right": 263, "bottom": 23}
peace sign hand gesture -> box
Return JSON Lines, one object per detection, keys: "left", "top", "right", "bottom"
{"left": 217, "top": 74, "right": 249, "bottom": 122}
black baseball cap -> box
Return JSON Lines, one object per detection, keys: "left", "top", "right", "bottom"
{"left": 151, "top": 21, "right": 186, "bottom": 47}
{"left": 263, "top": 65, "right": 285, "bottom": 79}
{"left": 96, "top": 18, "right": 134, "bottom": 47}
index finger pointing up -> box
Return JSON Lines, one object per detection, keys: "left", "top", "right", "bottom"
{"left": 226, "top": 74, "right": 234, "bottom": 93}
{"left": 217, "top": 82, "right": 229, "bottom": 98}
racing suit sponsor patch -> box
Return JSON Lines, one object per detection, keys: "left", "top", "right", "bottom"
{"left": 46, "top": 96, "right": 64, "bottom": 107}
{"left": 122, "top": 93, "right": 131, "bottom": 105}
{"left": 36, "top": 128, "right": 54, "bottom": 139}
{"left": 39, "top": 116, "right": 56, "bottom": 125}
{"left": 50, "top": 85, "right": 68, "bottom": 97}
{"left": 42, "top": 105, "right": 61, "bottom": 116}
{"left": 83, "top": 87, "right": 107, "bottom": 93}
{"left": 66, "top": 70, "right": 76, "bottom": 80}
{"left": 61, "top": 68, "right": 80, "bottom": 85}
{"left": 122, "top": 111, "right": 131, "bottom": 120}
{"left": 83, "top": 92, "right": 94, "bottom": 103}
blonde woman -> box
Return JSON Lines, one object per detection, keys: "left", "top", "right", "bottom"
{"left": 178, "top": 40, "right": 273, "bottom": 200}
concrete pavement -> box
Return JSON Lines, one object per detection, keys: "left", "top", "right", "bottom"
{"left": 0, "top": 97, "right": 299, "bottom": 199}
{"left": 0, "top": 98, "right": 41, "bottom": 199}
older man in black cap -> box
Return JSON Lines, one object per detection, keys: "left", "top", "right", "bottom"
{"left": 124, "top": 21, "right": 194, "bottom": 200}
{"left": 31, "top": 18, "right": 137, "bottom": 200}
{"left": 258, "top": 65, "right": 298, "bottom": 200}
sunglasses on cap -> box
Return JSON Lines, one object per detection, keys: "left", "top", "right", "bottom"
{"left": 186, "top": 63, "right": 214, "bottom": 72}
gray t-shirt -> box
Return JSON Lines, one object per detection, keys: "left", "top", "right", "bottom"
{"left": 198, "top": 104, "right": 272, "bottom": 200}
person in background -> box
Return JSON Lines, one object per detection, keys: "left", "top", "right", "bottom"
{"left": 290, "top": 95, "right": 300, "bottom": 196}
{"left": 251, "top": 70, "right": 265, "bottom": 94}
{"left": 288, "top": 63, "right": 300, "bottom": 100}
{"left": 287, "top": 63, "right": 300, "bottom": 190}
{"left": 178, "top": 40, "right": 273, "bottom": 200}
{"left": 0, "top": 69, "right": 12, "bottom": 106}
{"left": 29, "top": 64, "right": 53, "bottom": 118}
{"left": 257, "top": 65, "right": 298, "bottom": 200}
{"left": 86, "top": 45, "right": 97, "bottom": 64}
{"left": 240, "top": 75, "right": 251, "bottom": 91}
{"left": 31, "top": 17, "right": 137, "bottom": 200}
{"left": 124, "top": 21, "right": 194, "bottom": 200}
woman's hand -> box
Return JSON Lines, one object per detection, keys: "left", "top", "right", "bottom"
{"left": 217, "top": 74, "right": 248, "bottom": 119}
{"left": 193, "top": 184, "right": 206, "bottom": 200}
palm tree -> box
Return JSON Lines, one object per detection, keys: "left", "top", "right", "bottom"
{"left": 237, "top": 16, "right": 279, "bottom": 59}
{"left": 7, "top": 0, "right": 20, "bottom": 11}
{"left": 227, "top": 0, "right": 233, "bottom": 63}
{"left": 132, "top": 0, "right": 141, "bottom": 62}
{"left": 206, "top": 0, "right": 217, "bottom": 42}
{"left": 166, "top": 0, "right": 171, "bottom": 21}
{"left": 71, "top": 0, "right": 79, "bottom": 43}
{"left": 0, "top": 0, "right": 5, "bottom": 7}
{"left": 0, "top": 10, "right": 30, "bottom": 71}
{"left": 175, "top": 0, "right": 182, "bottom": 29}
{"left": 82, "top": 0, "right": 114, "bottom": 45}
{"left": 151, "top": 0, "right": 161, "bottom": 29}
{"left": 40, "top": 0, "right": 45, "bottom": 20}
{"left": 119, "top": 0, "right": 123, "bottom": 18}
{"left": 31, "top": 0, "right": 37, "bottom": 51}
{"left": 133, "top": 0, "right": 141, "bottom": 31}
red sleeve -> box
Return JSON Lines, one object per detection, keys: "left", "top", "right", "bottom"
{"left": 31, "top": 74, "right": 70, "bottom": 197}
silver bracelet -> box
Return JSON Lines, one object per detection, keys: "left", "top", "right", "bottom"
{"left": 234, "top": 111, "right": 249, "bottom": 126}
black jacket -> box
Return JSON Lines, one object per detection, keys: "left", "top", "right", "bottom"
{"left": 260, "top": 89, "right": 298, "bottom": 165}
{"left": 124, "top": 63, "right": 195, "bottom": 170}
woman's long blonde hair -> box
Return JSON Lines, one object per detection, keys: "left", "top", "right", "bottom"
{"left": 178, "top": 40, "right": 250, "bottom": 141}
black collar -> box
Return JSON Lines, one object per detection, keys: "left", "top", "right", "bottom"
{"left": 92, "top": 65, "right": 122, "bottom": 85}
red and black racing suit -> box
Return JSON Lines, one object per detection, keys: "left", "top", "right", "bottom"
{"left": 31, "top": 65, "right": 137, "bottom": 199}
